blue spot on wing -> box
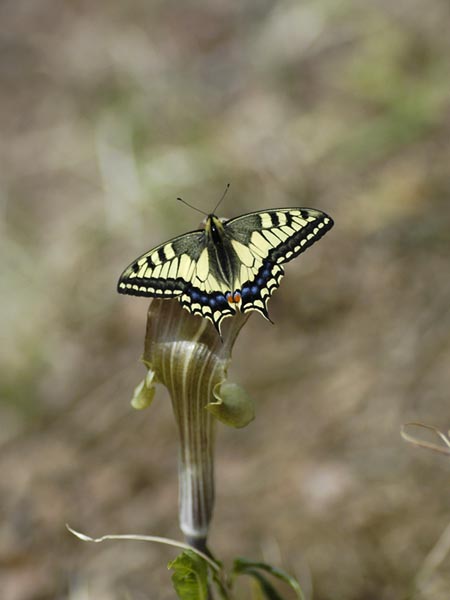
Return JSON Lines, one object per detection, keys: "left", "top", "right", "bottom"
{"left": 180, "top": 286, "right": 234, "bottom": 334}
{"left": 239, "top": 260, "right": 284, "bottom": 318}
{"left": 184, "top": 286, "right": 229, "bottom": 311}
{"left": 240, "top": 261, "right": 275, "bottom": 302}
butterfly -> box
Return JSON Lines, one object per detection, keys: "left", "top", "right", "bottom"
{"left": 118, "top": 206, "right": 333, "bottom": 334}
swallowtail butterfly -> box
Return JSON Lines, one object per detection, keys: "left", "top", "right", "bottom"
{"left": 118, "top": 205, "right": 333, "bottom": 334}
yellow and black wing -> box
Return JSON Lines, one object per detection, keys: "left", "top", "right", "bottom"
{"left": 117, "top": 228, "right": 238, "bottom": 326}
{"left": 223, "top": 207, "right": 333, "bottom": 320}
{"left": 117, "top": 229, "right": 205, "bottom": 298}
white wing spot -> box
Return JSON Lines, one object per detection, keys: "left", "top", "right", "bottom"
{"left": 168, "top": 259, "right": 179, "bottom": 279}
{"left": 250, "top": 231, "right": 272, "bottom": 254}
{"left": 262, "top": 230, "right": 282, "bottom": 246}
{"left": 159, "top": 262, "right": 170, "bottom": 279}
{"left": 152, "top": 265, "right": 162, "bottom": 278}
{"left": 232, "top": 240, "right": 254, "bottom": 266}
{"left": 196, "top": 249, "right": 209, "bottom": 281}
{"left": 281, "top": 226, "right": 295, "bottom": 236}
{"left": 260, "top": 213, "right": 273, "bottom": 228}
{"left": 163, "top": 243, "right": 175, "bottom": 260}
{"left": 292, "top": 217, "right": 307, "bottom": 227}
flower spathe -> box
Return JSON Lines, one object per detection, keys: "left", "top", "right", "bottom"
{"left": 139, "top": 299, "right": 252, "bottom": 550}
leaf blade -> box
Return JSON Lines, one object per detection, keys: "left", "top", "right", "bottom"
{"left": 233, "top": 558, "right": 305, "bottom": 600}
{"left": 168, "top": 550, "right": 209, "bottom": 600}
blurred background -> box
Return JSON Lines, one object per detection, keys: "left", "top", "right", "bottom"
{"left": 1, "top": 1, "right": 449, "bottom": 599}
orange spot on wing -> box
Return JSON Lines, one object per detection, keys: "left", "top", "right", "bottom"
{"left": 227, "top": 291, "right": 242, "bottom": 304}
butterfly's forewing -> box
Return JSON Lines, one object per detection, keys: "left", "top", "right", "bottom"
{"left": 224, "top": 208, "right": 333, "bottom": 318}
{"left": 117, "top": 229, "right": 205, "bottom": 298}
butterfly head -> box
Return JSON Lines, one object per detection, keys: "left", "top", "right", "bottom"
{"left": 204, "top": 213, "right": 227, "bottom": 244}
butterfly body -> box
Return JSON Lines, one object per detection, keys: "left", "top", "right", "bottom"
{"left": 118, "top": 208, "right": 333, "bottom": 334}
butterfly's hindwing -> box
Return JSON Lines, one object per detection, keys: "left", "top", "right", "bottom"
{"left": 180, "top": 287, "right": 235, "bottom": 331}
{"left": 239, "top": 261, "right": 285, "bottom": 319}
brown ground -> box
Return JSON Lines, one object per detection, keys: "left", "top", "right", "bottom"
{"left": 1, "top": 1, "right": 449, "bottom": 599}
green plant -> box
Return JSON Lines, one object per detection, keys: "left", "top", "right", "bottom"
{"left": 71, "top": 297, "right": 305, "bottom": 598}
{"left": 139, "top": 299, "right": 304, "bottom": 599}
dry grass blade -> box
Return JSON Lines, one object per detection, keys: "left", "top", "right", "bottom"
{"left": 401, "top": 422, "right": 450, "bottom": 456}
{"left": 66, "top": 525, "right": 221, "bottom": 572}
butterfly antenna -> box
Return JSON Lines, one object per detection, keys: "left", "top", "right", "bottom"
{"left": 212, "top": 183, "right": 230, "bottom": 214}
{"left": 177, "top": 197, "right": 208, "bottom": 217}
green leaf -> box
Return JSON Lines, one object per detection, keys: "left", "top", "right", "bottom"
{"left": 168, "top": 550, "right": 209, "bottom": 600}
{"left": 246, "top": 569, "right": 286, "bottom": 600}
{"left": 233, "top": 558, "right": 305, "bottom": 600}
{"left": 206, "top": 381, "right": 255, "bottom": 428}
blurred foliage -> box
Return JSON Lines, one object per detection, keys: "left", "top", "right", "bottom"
{"left": 1, "top": 0, "right": 449, "bottom": 599}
